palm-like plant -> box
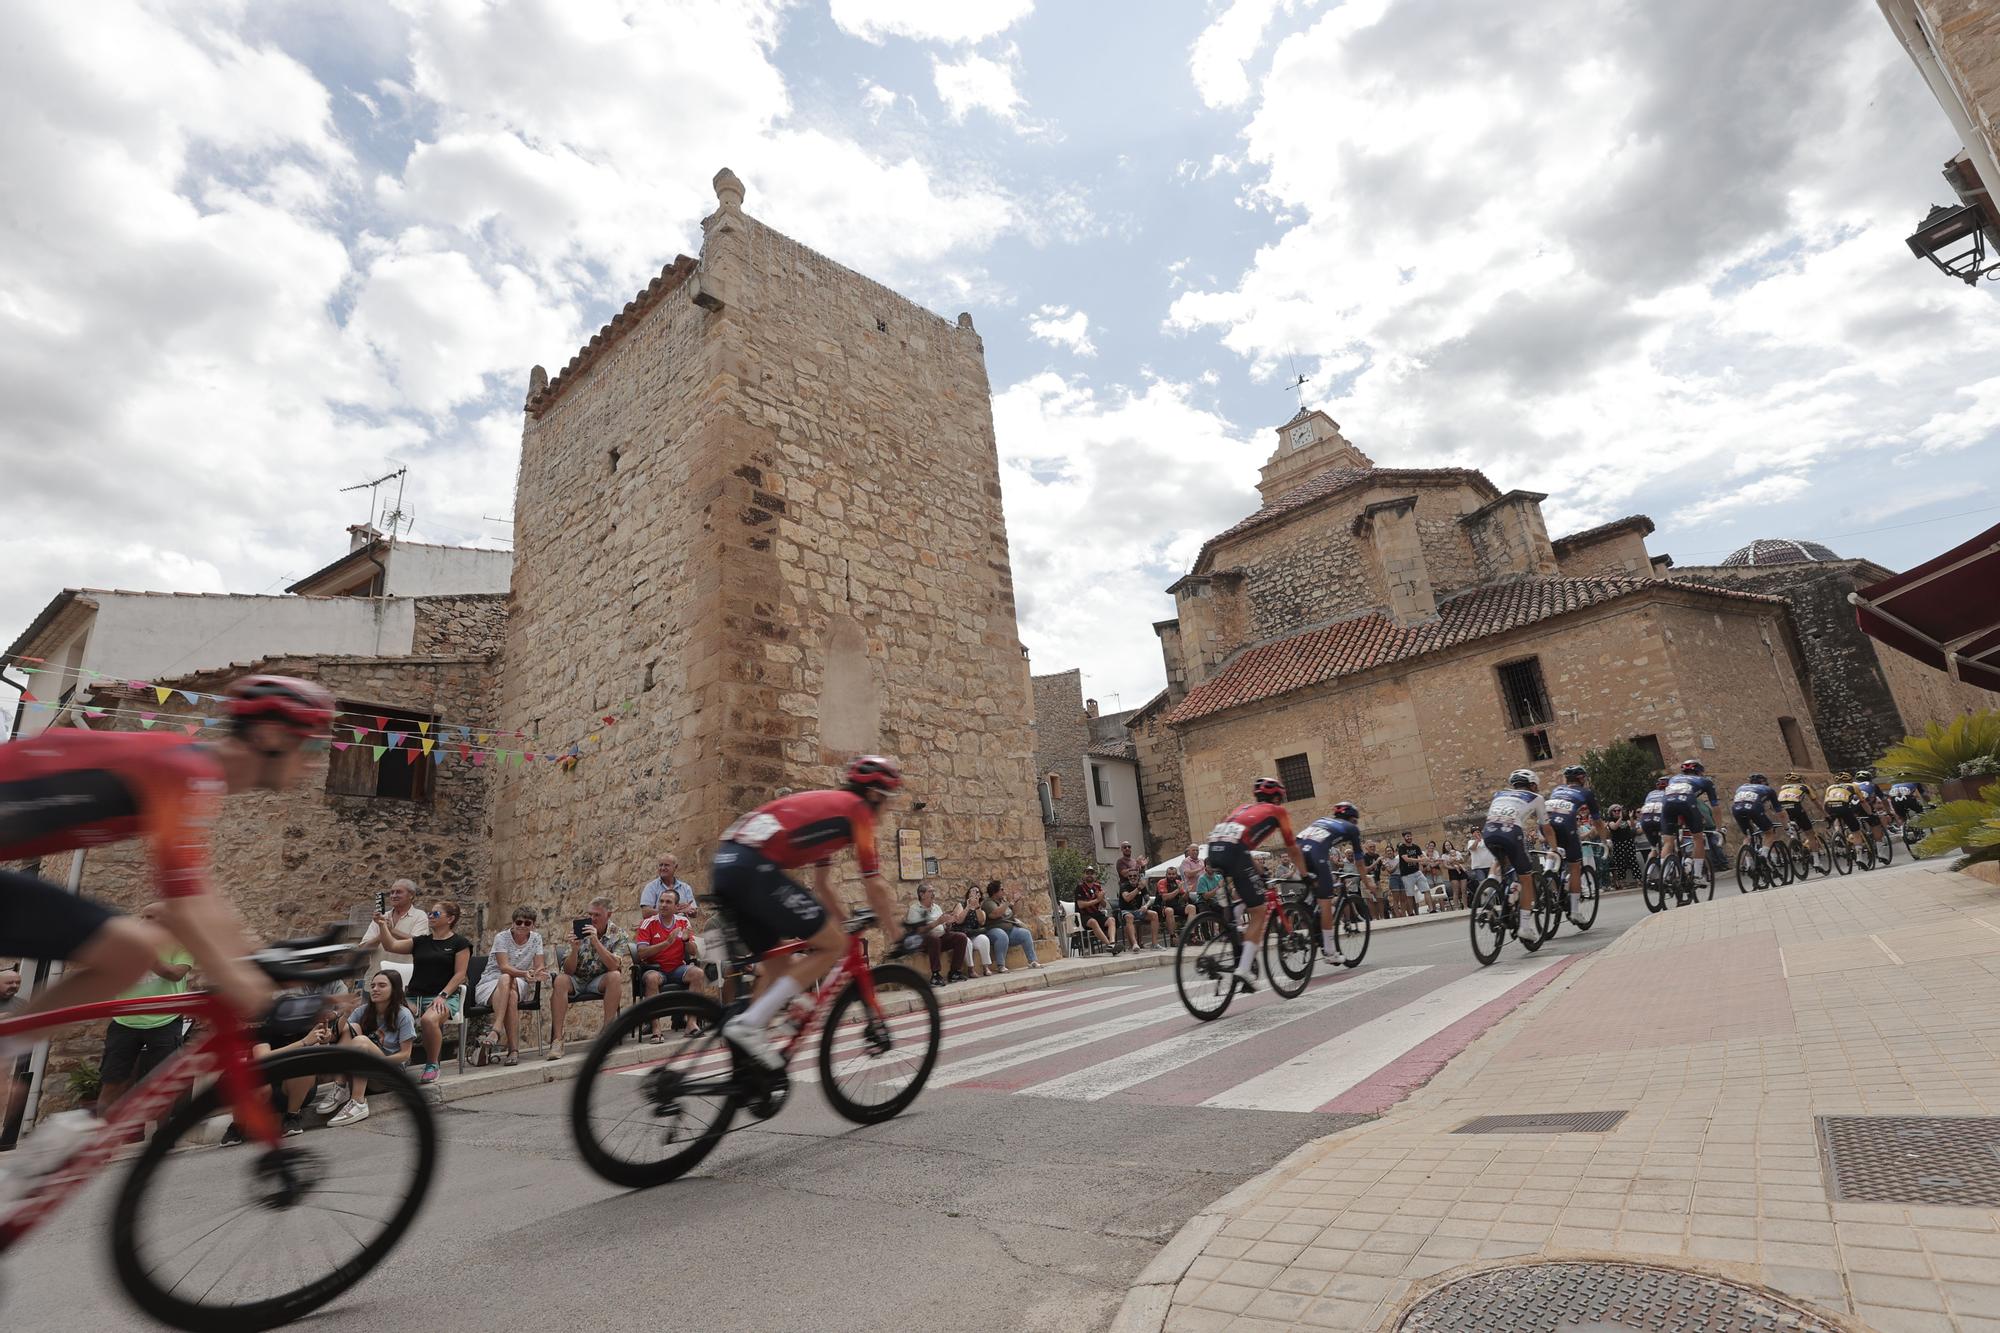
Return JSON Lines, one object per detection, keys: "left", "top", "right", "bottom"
{"left": 1877, "top": 710, "right": 2000, "bottom": 785}
{"left": 1916, "top": 778, "right": 2000, "bottom": 869}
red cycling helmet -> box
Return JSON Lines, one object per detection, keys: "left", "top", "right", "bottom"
{"left": 1252, "top": 777, "right": 1287, "bottom": 802}
{"left": 1680, "top": 759, "right": 1705, "bottom": 774}
{"left": 1330, "top": 801, "right": 1360, "bottom": 822}
{"left": 223, "top": 675, "right": 335, "bottom": 736}
{"left": 843, "top": 754, "right": 903, "bottom": 794}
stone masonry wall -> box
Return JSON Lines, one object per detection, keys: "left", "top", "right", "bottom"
{"left": 1872, "top": 628, "right": 2000, "bottom": 753}
{"left": 1920, "top": 0, "right": 2000, "bottom": 167}
{"left": 1032, "top": 669, "right": 1095, "bottom": 857}
{"left": 411, "top": 593, "right": 508, "bottom": 656}
{"left": 1129, "top": 704, "right": 1190, "bottom": 860}
{"left": 1555, "top": 530, "right": 1654, "bottom": 581}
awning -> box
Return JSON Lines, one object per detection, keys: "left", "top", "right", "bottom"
{"left": 1849, "top": 519, "right": 2000, "bottom": 691}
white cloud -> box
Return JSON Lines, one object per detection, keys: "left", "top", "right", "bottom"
{"left": 1189, "top": 0, "right": 1308, "bottom": 109}
{"left": 1027, "top": 304, "right": 1097, "bottom": 356}
{"left": 1674, "top": 474, "right": 1811, "bottom": 525}
{"left": 861, "top": 82, "right": 898, "bottom": 119}
{"left": 932, "top": 50, "right": 1028, "bottom": 126}
{"left": 830, "top": 0, "right": 1034, "bottom": 45}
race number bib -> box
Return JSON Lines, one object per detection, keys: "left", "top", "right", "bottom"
{"left": 725, "top": 812, "right": 784, "bottom": 846}
{"left": 1545, "top": 797, "right": 1575, "bottom": 815}
{"left": 1733, "top": 786, "right": 1762, "bottom": 805}
{"left": 1891, "top": 784, "right": 1916, "bottom": 798}
{"left": 1298, "top": 825, "right": 1330, "bottom": 843}
{"left": 1666, "top": 778, "right": 1695, "bottom": 796}
{"left": 1206, "top": 821, "right": 1246, "bottom": 844}
{"left": 1779, "top": 785, "right": 1806, "bottom": 804}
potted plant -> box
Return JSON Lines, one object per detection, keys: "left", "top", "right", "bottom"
{"left": 1877, "top": 710, "right": 2000, "bottom": 805}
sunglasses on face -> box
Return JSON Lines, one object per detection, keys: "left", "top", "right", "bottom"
{"left": 513, "top": 917, "right": 533, "bottom": 925}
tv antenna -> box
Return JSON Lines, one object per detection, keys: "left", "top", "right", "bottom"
{"left": 340, "top": 466, "right": 410, "bottom": 536}
{"left": 1285, "top": 353, "right": 1310, "bottom": 415}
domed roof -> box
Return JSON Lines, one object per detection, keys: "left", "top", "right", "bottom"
{"left": 1720, "top": 538, "right": 1840, "bottom": 567}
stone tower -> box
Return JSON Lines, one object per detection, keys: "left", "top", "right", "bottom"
{"left": 489, "top": 169, "right": 1050, "bottom": 933}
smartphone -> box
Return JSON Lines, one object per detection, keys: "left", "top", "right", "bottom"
{"left": 375, "top": 891, "right": 387, "bottom": 915}
{"left": 572, "top": 917, "right": 590, "bottom": 940}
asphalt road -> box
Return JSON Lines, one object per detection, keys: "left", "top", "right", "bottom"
{"left": 3, "top": 889, "right": 1661, "bottom": 1332}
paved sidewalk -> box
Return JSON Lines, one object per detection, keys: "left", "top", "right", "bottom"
{"left": 1122, "top": 859, "right": 2000, "bottom": 1333}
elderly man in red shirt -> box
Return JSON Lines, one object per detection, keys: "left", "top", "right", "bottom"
{"left": 635, "top": 898, "right": 710, "bottom": 1039}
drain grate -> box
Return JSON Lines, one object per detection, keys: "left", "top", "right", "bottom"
{"left": 1454, "top": 1111, "right": 1628, "bottom": 1134}
{"left": 1396, "top": 1261, "right": 1842, "bottom": 1331}
{"left": 1817, "top": 1114, "right": 2000, "bottom": 1207}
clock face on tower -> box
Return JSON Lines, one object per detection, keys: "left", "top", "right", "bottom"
{"left": 1289, "top": 422, "right": 1315, "bottom": 448}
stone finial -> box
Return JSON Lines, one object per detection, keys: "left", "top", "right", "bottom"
{"left": 713, "top": 168, "right": 745, "bottom": 210}
{"left": 957, "top": 312, "right": 975, "bottom": 330}
{"left": 528, "top": 364, "right": 548, "bottom": 396}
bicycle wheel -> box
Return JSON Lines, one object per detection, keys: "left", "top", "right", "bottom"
{"left": 1335, "top": 892, "right": 1371, "bottom": 967}
{"left": 1902, "top": 818, "right": 1924, "bottom": 854}
{"left": 570, "top": 992, "right": 738, "bottom": 1187}
{"left": 1769, "top": 842, "right": 1793, "bottom": 887}
{"left": 1831, "top": 834, "right": 1854, "bottom": 874}
{"left": 1469, "top": 879, "right": 1506, "bottom": 966}
{"left": 1263, "top": 900, "right": 1315, "bottom": 999}
{"left": 1734, "top": 845, "right": 1757, "bottom": 894}
{"left": 1176, "top": 908, "right": 1238, "bottom": 1021}
{"left": 1857, "top": 835, "right": 1878, "bottom": 871}
{"left": 110, "top": 1047, "right": 436, "bottom": 1333}
{"left": 1874, "top": 829, "right": 1895, "bottom": 867}
{"left": 1642, "top": 858, "right": 1666, "bottom": 913}
{"left": 1569, "top": 865, "right": 1600, "bottom": 931}
{"left": 1696, "top": 845, "right": 1716, "bottom": 900}
{"left": 1812, "top": 837, "right": 1833, "bottom": 876}
{"left": 1529, "top": 871, "right": 1561, "bottom": 945}
{"left": 819, "top": 963, "right": 941, "bottom": 1125}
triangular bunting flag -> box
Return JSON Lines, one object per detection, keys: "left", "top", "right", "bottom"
{"left": 417, "top": 721, "right": 430, "bottom": 735}
{"left": 154, "top": 686, "right": 172, "bottom": 704}
{"left": 333, "top": 742, "right": 350, "bottom": 751}
{"left": 602, "top": 715, "right": 617, "bottom": 726}
{"left": 83, "top": 708, "right": 106, "bottom": 719}
{"left": 431, "top": 751, "right": 443, "bottom": 764}
{"left": 421, "top": 738, "right": 434, "bottom": 755}
{"left": 19, "top": 689, "right": 34, "bottom": 704}
{"left": 458, "top": 744, "right": 470, "bottom": 760}
{"left": 180, "top": 690, "right": 200, "bottom": 706}
{"left": 371, "top": 745, "right": 388, "bottom": 761}
{"left": 588, "top": 732, "right": 601, "bottom": 744}
{"left": 139, "top": 713, "right": 157, "bottom": 729}
{"left": 350, "top": 726, "right": 368, "bottom": 742}
{"left": 471, "top": 751, "right": 485, "bottom": 766}
{"left": 387, "top": 731, "right": 406, "bottom": 749}
{"left": 182, "top": 723, "right": 200, "bottom": 735}
{"left": 405, "top": 747, "right": 420, "bottom": 765}
{"left": 374, "top": 716, "right": 389, "bottom": 733}
{"left": 127, "top": 681, "right": 147, "bottom": 691}
{"left": 19, "top": 656, "right": 43, "bottom": 664}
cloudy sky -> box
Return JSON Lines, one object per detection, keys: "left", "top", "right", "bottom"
{"left": 2, "top": 0, "right": 1996, "bottom": 720}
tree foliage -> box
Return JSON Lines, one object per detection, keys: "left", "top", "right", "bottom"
{"left": 1578, "top": 740, "right": 1661, "bottom": 812}
{"left": 1046, "top": 846, "right": 1095, "bottom": 901}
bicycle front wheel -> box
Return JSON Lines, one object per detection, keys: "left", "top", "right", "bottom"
{"left": 570, "top": 992, "right": 738, "bottom": 1188}
{"left": 1642, "top": 859, "right": 1666, "bottom": 913}
{"left": 1569, "top": 865, "right": 1600, "bottom": 931}
{"left": 1734, "top": 845, "right": 1757, "bottom": 894}
{"left": 1769, "top": 842, "right": 1793, "bottom": 887}
{"left": 1335, "top": 892, "right": 1371, "bottom": 967}
{"left": 820, "top": 963, "right": 941, "bottom": 1125}
{"left": 1875, "top": 831, "right": 1895, "bottom": 867}
{"left": 110, "top": 1046, "right": 436, "bottom": 1333}
{"left": 1177, "top": 908, "right": 1238, "bottom": 1021}
{"left": 1264, "top": 900, "right": 1315, "bottom": 999}
{"left": 1469, "top": 880, "right": 1506, "bottom": 966}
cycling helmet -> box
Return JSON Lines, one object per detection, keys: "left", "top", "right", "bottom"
{"left": 1680, "top": 759, "right": 1705, "bottom": 774}
{"left": 1784, "top": 772, "right": 1803, "bottom": 784}
{"left": 1330, "top": 801, "right": 1360, "bottom": 822}
{"left": 223, "top": 675, "right": 335, "bottom": 736}
{"left": 1509, "top": 768, "right": 1539, "bottom": 789}
{"left": 1252, "top": 777, "right": 1287, "bottom": 802}
{"left": 1855, "top": 767, "right": 1873, "bottom": 780}
{"left": 1562, "top": 765, "right": 1587, "bottom": 781}
{"left": 843, "top": 754, "right": 903, "bottom": 794}
{"left": 1834, "top": 770, "right": 1853, "bottom": 782}
{"left": 1654, "top": 777, "right": 1669, "bottom": 790}
{"left": 1748, "top": 772, "right": 1768, "bottom": 785}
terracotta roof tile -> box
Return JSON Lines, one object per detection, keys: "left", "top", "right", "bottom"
{"left": 1164, "top": 575, "right": 1783, "bottom": 726}
{"left": 1087, "top": 736, "right": 1138, "bottom": 761}
{"left": 1551, "top": 514, "right": 1655, "bottom": 553}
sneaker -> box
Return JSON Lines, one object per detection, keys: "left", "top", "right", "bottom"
{"left": 281, "top": 1113, "right": 304, "bottom": 1138}
{"left": 545, "top": 1039, "right": 565, "bottom": 1061}
{"left": 310, "top": 1082, "right": 347, "bottom": 1115}
{"left": 328, "top": 1100, "right": 370, "bottom": 1128}
{"left": 219, "top": 1122, "right": 246, "bottom": 1147}
{"left": 1320, "top": 949, "right": 1342, "bottom": 966}
{"left": 419, "top": 1064, "right": 440, "bottom": 1085}
{"left": 721, "top": 1015, "right": 784, "bottom": 1071}
{"left": 930, "top": 972, "right": 943, "bottom": 987}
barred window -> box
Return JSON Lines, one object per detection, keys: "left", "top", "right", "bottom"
{"left": 326, "top": 703, "right": 438, "bottom": 804}
{"left": 1276, "top": 753, "right": 1315, "bottom": 801}
{"left": 1496, "top": 657, "right": 1553, "bottom": 730}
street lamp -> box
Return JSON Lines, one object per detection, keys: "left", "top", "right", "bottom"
{"left": 1905, "top": 201, "right": 1997, "bottom": 285}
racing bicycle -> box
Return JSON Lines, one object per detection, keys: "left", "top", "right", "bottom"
{"left": 1643, "top": 829, "right": 1717, "bottom": 912}
{"left": 1174, "top": 870, "right": 1316, "bottom": 1021}
{"left": 1468, "top": 853, "right": 1556, "bottom": 966}
{"left": 1317, "top": 866, "right": 1373, "bottom": 969}
{"left": 569, "top": 911, "right": 941, "bottom": 1188}
{"left": 1777, "top": 822, "right": 1828, "bottom": 882}
{"left": 1734, "top": 826, "right": 1786, "bottom": 892}
{"left": 0, "top": 926, "right": 434, "bottom": 1332}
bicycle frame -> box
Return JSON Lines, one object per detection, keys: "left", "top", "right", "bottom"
{"left": 0, "top": 988, "right": 276, "bottom": 1250}
{"left": 743, "top": 929, "right": 880, "bottom": 1070}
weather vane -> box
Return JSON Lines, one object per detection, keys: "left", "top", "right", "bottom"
{"left": 1286, "top": 353, "right": 1309, "bottom": 414}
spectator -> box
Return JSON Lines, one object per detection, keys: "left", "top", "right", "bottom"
{"left": 317, "top": 969, "right": 416, "bottom": 1127}
{"left": 547, "top": 897, "right": 627, "bottom": 1060}
{"left": 1394, "top": 833, "right": 1427, "bottom": 915}
{"left": 1361, "top": 840, "right": 1390, "bottom": 918}
{"left": 952, "top": 886, "right": 996, "bottom": 977}
{"left": 1467, "top": 831, "right": 1496, "bottom": 887}
{"left": 981, "top": 881, "right": 1040, "bottom": 971}
{"left": 1115, "top": 841, "right": 1147, "bottom": 898}
{"left": 904, "top": 883, "right": 970, "bottom": 985}
{"left": 378, "top": 900, "right": 471, "bottom": 1085}
{"left": 98, "top": 901, "right": 194, "bottom": 1110}
{"left": 1153, "top": 868, "right": 1193, "bottom": 944}
{"left": 1176, "top": 846, "right": 1203, "bottom": 902}
{"left": 358, "top": 878, "right": 428, "bottom": 984}
{"left": 1443, "top": 843, "right": 1467, "bottom": 908}
{"left": 476, "top": 906, "right": 547, "bottom": 1066}
{"left": 1115, "top": 868, "right": 1160, "bottom": 951}
{"left": 640, "top": 854, "right": 697, "bottom": 919}
{"left": 0, "top": 967, "right": 19, "bottom": 1003}
{"left": 1194, "top": 860, "right": 1224, "bottom": 912}
{"left": 1074, "top": 870, "right": 1116, "bottom": 953}
{"left": 222, "top": 991, "right": 344, "bottom": 1143}
{"left": 635, "top": 897, "right": 710, "bottom": 1036}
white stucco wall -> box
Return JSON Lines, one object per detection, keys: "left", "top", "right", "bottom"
{"left": 1087, "top": 757, "right": 1146, "bottom": 866}
{"left": 381, "top": 543, "right": 512, "bottom": 597}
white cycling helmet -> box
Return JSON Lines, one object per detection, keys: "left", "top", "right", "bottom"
{"left": 1509, "top": 768, "right": 1540, "bottom": 789}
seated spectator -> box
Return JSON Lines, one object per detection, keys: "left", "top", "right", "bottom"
{"left": 318, "top": 969, "right": 416, "bottom": 1127}
{"left": 1194, "top": 862, "right": 1224, "bottom": 911}
{"left": 1115, "top": 872, "right": 1160, "bottom": 950}
{"left": 1152, "top": 871, "right": 1193, "bottom": 944}
{"left": 223, "top": 991, "right": 345, "bottom": 1144}
{"left": 547, "top": 897, "right": 628, "bottom": 1060}
{"left": 1074, "top": 871, "right": 1116, "bottom": 954}
{"left": 635, "top": 898, "right": 710, "bottom": 1037}
{"left": 0, "top": 966, "right": 18, "bottom": 1003}
{"left": 377, "top": 899, "right": 471, "bottom": 1085}
{"left": 477, "top": 906, "right": 547, "bottom": 1066}
{"left": 981, "top": 881, "right": 1040, "bottom": 971}
{"left": 949, "top": 887, "right": 995, "bottom": 978}
{"left": 639, "top": 854, "right": 697, "bottom": 920}
{"left": 358, "top": 878, "right": 427, "bottom": 985}
{"left": 904, "top": 883, "right": 970, "bottom": 985}
{"left": 98, "top": 901, "right": 194, "bottom": 1113}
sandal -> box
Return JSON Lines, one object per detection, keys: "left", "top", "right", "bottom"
{"left": 502, "top": 1051, "right": 519, "bottom": 1067}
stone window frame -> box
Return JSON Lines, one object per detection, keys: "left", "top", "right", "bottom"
{"left": 1099, "top": 820, "right": 1117, "bottom": 850}
{"left": 1047, "top": 771, "right": 1063, "bottom": 803}
{"left": 1495, "top": 656, "right": 1554, "bottom": 731}
{"left": 1275, "top": 752, "right": 1316, "bottom": 801}
{"left": 326, "top": 701, "right": 441, "bottom": 805}
{"left": 1628, "top": 734, "right": 1665, "bottom": 771}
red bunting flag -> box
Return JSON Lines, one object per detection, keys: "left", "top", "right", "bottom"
{"left": 19, "top": 690, "right": 34, "bottom": 704}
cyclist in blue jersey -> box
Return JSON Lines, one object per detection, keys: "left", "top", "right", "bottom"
{"left": 1637, "top": 777, "right": 1669, "bottom": 861}
{"left": 1853, "top": 768, "right": 1891, "bottom": 836}
{"left": 1545, "top": 765, "right": 1602, "bottom": 917}
{"left": 1481, "top": 769, "right": 1558, "bottom": 927}
{"left": 1660, "top": 760, "right": 1721, "bottom": 868}
{"left": 1887, "top": 777, "right": 1930, "bottom": 822}
{"left": 1298, "top": 801, "right": 1365, "bottom": 964}
{"left": 1730, "top": 772, "right": 1781, "bottom": 866}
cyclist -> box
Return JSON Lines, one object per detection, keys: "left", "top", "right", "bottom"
{"left": 1822, "top": 771, "right": 1867, "bottom": 854}
{"left": 1637, "top": 777, "right": 1668, "bottom": 862}
{"left": 1730, "top": 772, "right": 1781, "bottom": 863}
{"left": 711, "top": 755, "right": 906, "bottom": 1070}
{"left": 1545, "top": 765, "right": 1601, "bottom": 916}
{"left": 0, "top": 675, "right": 332, "bottom": 1031}
{"left": 1887, "top": 776, "right": 1930, "bottom": 824}
{"left": 1298, "top": 801, "right": 1364, "bottom": 964}
{"left": 1776, "top": 772, "right": 1825, "bottom": 858}
{"left": 1480, "top": 769, "right": 1557, "bottom": 926}
{"left": 1203, "top": 777, "right": 1308, "bottom": 992}
{"left": 1853, "top": 767, "right": 1891, "bottom": 839}
{"left": 1661, "top": 760, "right": 1721, "bottom": 871}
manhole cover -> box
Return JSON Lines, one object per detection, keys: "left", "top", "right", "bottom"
{"left": 1817, "top": 1115, "right": 2000, "bottom": 1206}
{"left": 1454, "top": 1111, "right": 1628, "bottom": 1134}
{"left": 1396, "top": 1262, "right": 1841, "bottom": 1332}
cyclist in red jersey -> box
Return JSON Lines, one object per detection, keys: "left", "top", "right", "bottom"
{"left": 710, "top": 755, "right": 907, "bottom": 1069}
{"left": 1203, "top": 777, "right": 1308, "bottom": 991}
{"left": 0, "top": 675, "right": 334, "bottom": 1027}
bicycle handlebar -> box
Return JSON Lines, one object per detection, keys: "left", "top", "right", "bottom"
{"left": 249, "top": 923, "right": 371, "bottom": 984}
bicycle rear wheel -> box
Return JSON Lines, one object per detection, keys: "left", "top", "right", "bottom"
{"left": 1335, "top": 892, "right": 1371, "bottom": 967}
{"left": 1525, "top": 872, "right": 1560, "bottom": 947}
{"left": 1642, "top": 859, "right": 1666, "bottom": 913}
{"left": 1469, "top": 880, "right": 1506, "bottom": 966}
{"left": 1569, "top": 865, "right": 1599, "bottom": 931}
{"left": 1874, "top": 830, "right": 1895, "bottom": 867}
{"left": 1176, "top": 908, "right": 1239, "bottom": 1021}
{"left": 1831, "top": 835, "right": 1854, "bottom": 874}
{"left": 1264, "top": 900, "right": 1315, "bottom": 998}
{"left": 570, "top": 993, "right": 738, "bottom": 1187}
{"left": 1734, "top": 845, "right": 1757, "bottom": 894}
{"left": 110, "top": 1046, "right": 436, "bottom": 1333}
{"left": 1769, "top": 842, "right": 1793, "bottom": 887}
{"left": 820, "top": 964, "right": 941, "bottom": 1125}
{"left": 1857, "top": 835, "right": 1878, "bottom": 871}
{"left": 1902, "top": 818, "right": 1924, "bottom": 854}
